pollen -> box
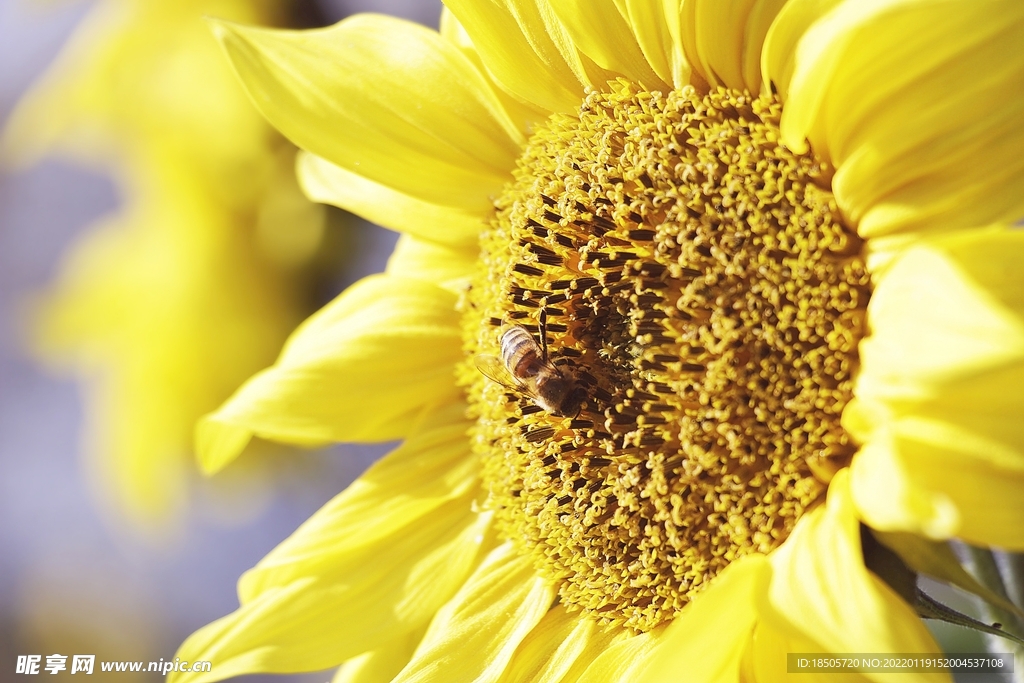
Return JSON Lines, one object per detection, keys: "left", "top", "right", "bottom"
{"left": 458, "top": 81, "right": 870, "bottom": 632}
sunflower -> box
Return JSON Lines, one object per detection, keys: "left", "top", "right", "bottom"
{"left": 172, "top": 0, "right": 1024, "bottom": 680}
{"left": 3, "top": 0, "right": 333, "bottom": 532}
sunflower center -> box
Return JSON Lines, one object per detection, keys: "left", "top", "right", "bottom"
{"left": 459, "top": 82, "right": 870, "bottom": 632}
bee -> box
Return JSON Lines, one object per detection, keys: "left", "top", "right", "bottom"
{"left": 476, "top": 310, "right": 584, "bottom": 417}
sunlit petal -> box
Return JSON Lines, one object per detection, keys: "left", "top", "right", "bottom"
{"left": 211, "top": 15, "right": 524, "bottom": 212}
{"left": 170, "top": 405, "right": 489, "bottom": 682}
{"left": 765, "top": 0, "right": 1024, "bottom": 242}
{"left": 851, "top": 230, "right": 1024, "bottom": 548}
{"left": 765, "top": 471, "right": 947, "bottom": 683}
{"left": 296, "top": 151, "right": 483, "bottom": 248}
{"left": 393, "top": 543, "right": 556, "bottom": 683}
{"left": 196, "top": 275, "right": 461, "bottom": 472}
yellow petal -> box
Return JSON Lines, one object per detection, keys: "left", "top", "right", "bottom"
{"left": 170, "top": 406, "right": 488, "bottom": 683}
{"left": 438, "top": 7, "right": 549, "bottom": 135}
{"left": 0, "top": 1, "right": 270, "bottom": 167}
{"left": 393, "top": 542, "right": 556, "bottom": 683}
{"left": 573, "top": 629, "right": 659, "bottom": 683}
{"left": 548, "top": 0, "right": 668, "bottom": 90}
{"left": 210, "top": 15, "right": 524, "bottom": 213}
{"left": 765, "top": 0, "right": 1024, "bottom": 240}
{"left": 171, "top": 508, "right": 489, "bottom": 683}
{"left": 385, "top": 234, "right": 477, "bottom": 294}
{"left": 682, "top": 0, "right": 788, "bottom": 92}
{"left": 764, "top": 470, "right": 946, "bottom": 683}
{"left": 333, "top": 629, "right": 424, "bottom": 683}
{"left": 495, "top": 605, "right": 618, "bottom": 683}
{"left": 644, "top": 554, "right": 769, "bottom": 683}
{"left": 898, "top": 365, "right": 1024, "bottom": 477}
{"left": 439, "top": 6, "right": 475, "bottom": 53}
{"left": 856, "top": 229, "right": 1024, "bottom": 405}
{"left": 850, "top": 230, "right": 1024, "bottom": 547}
{"left": 239, "top": 401, "right": 475, "bottom": 596}
{"left": 852, "top": 419, "right": 1024, "bottom": 549}
{"left": 296, "top": 151, "right": 483, "bottom": 248}
{"left": 759, "top": 0, "right": 843, "bottom": 102}
{"left": 493, "top": 606, "right": 578, "bottom": 683}
{"left": 196, "top": 274, "right": 461, "bottom": 472}
{"left": 747, "top": 619, "right": 879, "bottom": 683}
{"left": 3, "top": 0, "right": 333, "bottom": 534}
{"left": 443, "top": 0, "right": 596, "bottom": 113}
{"left": 848, "top": 432, "right": 960, "bottom": 542}
{"left": 615, "top": 0, "right": 692, "bottom": 88}
{"left": 743, "top": 621, "right": 790, "bottom": 683}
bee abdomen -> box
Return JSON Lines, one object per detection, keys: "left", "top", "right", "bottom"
{"left": 501, "top": 326, "right": 544, "bottom": 377}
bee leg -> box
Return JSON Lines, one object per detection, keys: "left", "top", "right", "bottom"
{"left": 539, "top": 307, "right": 550, "bottom": 363}
{"left": 569, "top": 388, "right": 587, "bottom": 419}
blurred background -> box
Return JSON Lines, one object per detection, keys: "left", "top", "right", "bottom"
{"left": 1, "top": 0, "right": 439, "bottom": 681}
{"left": 0, "top": 0, "right": 1009, "bottom": 682}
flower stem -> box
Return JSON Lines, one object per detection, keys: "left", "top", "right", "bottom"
{"left": 957, "top": 545, "right": 1024, "bottom": 683}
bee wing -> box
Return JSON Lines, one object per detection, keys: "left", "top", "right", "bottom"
{"left": 474, "top": 354, "right": 521, "bottom": 392}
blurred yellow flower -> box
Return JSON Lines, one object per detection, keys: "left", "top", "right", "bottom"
{"left": 172, "top": 0, "right": 1024, "bottom": 681}
{"left": 3, "top": 0, "right": 335, "bottom": 533}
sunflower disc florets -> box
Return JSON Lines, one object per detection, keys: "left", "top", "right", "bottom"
{"left": 461, "top": 82, "right": 870, "bottom": 632}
